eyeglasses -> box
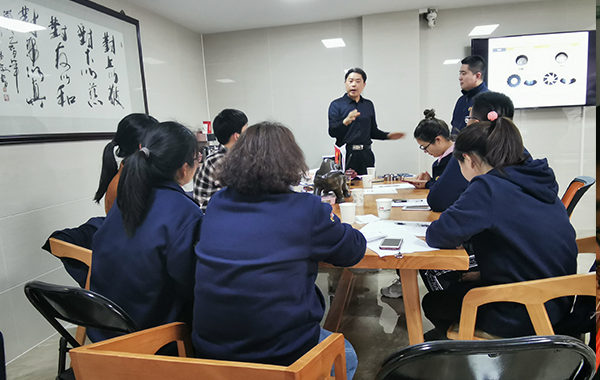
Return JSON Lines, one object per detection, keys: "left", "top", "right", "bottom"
{"left": 465, "top": 116, "right": 479, "bottom": 124}
{"left": 419, "top": 132, "right": 441, "bottom": 151}
{"left": 419, "top": 140, "right": 435, "bottom": 151}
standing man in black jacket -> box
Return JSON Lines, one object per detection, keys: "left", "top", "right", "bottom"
{"left": 328, "top": 68, "right": 405, "bottom": 175}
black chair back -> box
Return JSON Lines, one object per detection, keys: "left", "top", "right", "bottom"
{"left": 24, "top": 281, "right": 139, "bottom": 379}
{"left": 376, "top": 335, "right": 596, "bottom": 380}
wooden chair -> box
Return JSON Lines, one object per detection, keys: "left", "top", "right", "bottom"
{"left": 48, "top": 238, "right": 92, "bottom": 345}
{"left": 70, "top": 322, "right": 348, "bottom": 380}
{"left": 447, "top": 236, "right": 596, "bottom": 340}
{"left": 561, "top": 175, "right": 595, "bottom": 218}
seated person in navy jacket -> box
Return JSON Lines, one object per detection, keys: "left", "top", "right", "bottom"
{"left": 382, "top": 109, "right": 470, "bottom": 298}
{"left": 192, "top": 122, "right": 366, "bottom": 379}
{"left": 403, "top": 109, "right": 469, "bottom": 212}
{"left": 422, "top": 115, "right": 577, "bottom": 340}
{"left": 89, "top": 122, "right": 203, "bottom": 342}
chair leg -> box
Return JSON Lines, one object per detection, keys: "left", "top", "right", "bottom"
{"left": 58, "top": 337, "right": 67, "bottom": 376}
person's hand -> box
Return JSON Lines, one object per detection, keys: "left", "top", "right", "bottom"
{"left": 343, "top": 109, "right": 361, "bottom": 125}
{"left": 406, "top": 172, "right": 430, "bottom": 189}
{"left": 387, "top": 132, "right": 406, "bottom": 140}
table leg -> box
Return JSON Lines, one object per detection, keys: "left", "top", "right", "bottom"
{"left": 323, "top": 268, "right": 356, "bottom": 332}
{"left": 399, "top": 269, "right": 424, "bottom": 345}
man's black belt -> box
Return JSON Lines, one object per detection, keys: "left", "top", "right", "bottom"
{"left": 348, "top": 143, "right": 372, "bottom": 151}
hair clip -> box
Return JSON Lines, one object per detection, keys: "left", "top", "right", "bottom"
{"left": 487, "top": 111, "right": 499, "bottom": 121}
{"left": 140, "top": 147, "right": 150, "bottom": 158}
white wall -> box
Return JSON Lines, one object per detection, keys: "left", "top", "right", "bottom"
{"left": 0, "top": 0, "right": 208, "bottom": 363}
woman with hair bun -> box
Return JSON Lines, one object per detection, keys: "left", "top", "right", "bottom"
{"left": 94, "top": 113, "right": 158, "bottom": 214}
{"left": 422, "top": 115, "right": 577, "bottom": 340}
{"left": 383, "top": 109, "right": 470, "bottom": 299}
{"left": 89, "top": 121, "right": 203, "bottom": 342}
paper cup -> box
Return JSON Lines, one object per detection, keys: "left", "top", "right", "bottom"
{"left": 351, "top": 188, "right": 365, "bottom": 207}
{"left": 376, "top": 198, "right": 393, "bottom": 220}
{"left": 339, "top": 202, "right": 357, "bottom": 224}
{"left": 362, "top": 175, "right": 373, "bottom": 189}
{"left": 367, "top": 167, "right": 376, "bottom": 178}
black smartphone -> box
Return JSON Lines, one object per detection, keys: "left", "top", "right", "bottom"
{"left": 379, "top": 238, "right": 403, "bottom": 250}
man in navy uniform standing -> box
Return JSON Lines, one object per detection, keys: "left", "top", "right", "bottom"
{"left": 328, "top": 68, "right": 405, "bottom": 175}
{"left": 450, "top": 55, "right": 488, "bottom": 137}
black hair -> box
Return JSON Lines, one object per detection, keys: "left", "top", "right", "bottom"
{"left": 213, "top": 108, "right": 248, "bottom": 145}
{"left": 345, "top": 67, "right": 367, "bottom": 82}
{"left": 471, "top": 91, "right": 515, "bottom": 121}
{"left": 453, "top": 117, "right": 527, "bottom": 170}
{"left": 413, "top": 109, "right": 450, "bottom": 142}
{"left": 117, "top": 121, "right": 198, "bottom": 237}
{"left": 93, "top": 113, "right": 158, "bottom": 203}
{"left": 218, "top": 121, "right": 309, "bottom": 195}
{"left": 461, "top": 55, "right": 486, "bottom": 77}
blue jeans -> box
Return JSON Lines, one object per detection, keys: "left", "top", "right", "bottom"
{"left": 319, "top": 328, "right": 358, "bottom": 380}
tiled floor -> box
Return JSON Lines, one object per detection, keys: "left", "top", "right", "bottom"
{"left": 6, "top": 269, "right": 433, "bottom": 380}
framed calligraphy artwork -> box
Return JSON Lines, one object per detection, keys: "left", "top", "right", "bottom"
{"left": 0, "top": 0, "right": 148, "bottom": 144}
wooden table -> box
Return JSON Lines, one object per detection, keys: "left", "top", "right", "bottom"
{"left": 322, "top": 183, "right": 469, "bottom": 345}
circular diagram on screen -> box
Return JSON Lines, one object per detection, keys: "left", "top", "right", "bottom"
{"left": 543, "top": 72, "right": 558, "bottom": 85}
{"left": 507, "top": 74, "right": 521, "bottom": 87}
{"left": 555, "top": 52, "right": 568, "bottom": 64}
{"left": 515, "top": 55, "right": 529, "bottom": 66}
{"left": 524, "top": 79, "right": 537, "bottom": 86}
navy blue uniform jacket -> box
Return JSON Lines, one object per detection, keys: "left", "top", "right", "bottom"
{"left": 450, "top": 82, "right": 488, "bottom": 136}
{"left": 328, "top": 94, "right": 389, "bottom": 147}
{"left": 426, "top": 155, "right": 469, "bottom": 212}
{"left": 192, "top": 188, "right": 366, "bottom": 366}
{"left": 426, "top": 158, "right": 577, "bottom": 337}
{"left": 89, "top": 182, "right": 203, "bottom": 341}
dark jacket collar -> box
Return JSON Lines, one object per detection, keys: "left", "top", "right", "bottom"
{"left": 461, "top": 81, "right": 487, "bottom": 97}
{"left": 342, "top": 93, "right": 364, "bottom": 104}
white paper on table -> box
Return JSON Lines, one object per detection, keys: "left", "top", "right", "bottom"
{"left": 364, "top": 188, "right": 398, "bottom": 195}
{"left": 355, "top": 214, "right": 380, "bottom": 224}
{"left": 372, "top": 183, "right": 415, "bottom": 190}
{"left": 392, "top": 198, "right": 428, "bottom": 207}
{"left": 359, "top": 220, "right": 438, "bottom": 257}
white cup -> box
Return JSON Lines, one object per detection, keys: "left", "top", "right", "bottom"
{"left": 367, "top": 167, "right": 376, "bottom": 179}
{"left": 362, "top": 175, "right": 373, "bottom": 189}
{"left": 339, "top": 202, "right": 357, "bottom": 224}
{"left": 376, "top": 198, "right": 393, "bottom": 220}
{"left": 351, "top": 188, "right": 365, "bottom": 207}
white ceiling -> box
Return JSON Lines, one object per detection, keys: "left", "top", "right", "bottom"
{"left": 126, "top": 0, "right": 544, "bottom": 35}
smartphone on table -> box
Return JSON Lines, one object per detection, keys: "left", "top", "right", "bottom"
{"left": 379, "top": 238, "right": 403, "bottom": 250}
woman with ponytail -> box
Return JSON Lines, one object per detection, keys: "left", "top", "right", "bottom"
{"left": 94, "top": 113, "right": 158, "bottom": 214}
{"left": 421, "top": 111, "right": 577, "bottom": 340}
{"left": 89, "top": 122, "right": 203, "bottom": 342}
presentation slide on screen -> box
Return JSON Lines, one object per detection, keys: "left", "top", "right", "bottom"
{"left": 488, "top": 31, "right": 589, "bottom": 108}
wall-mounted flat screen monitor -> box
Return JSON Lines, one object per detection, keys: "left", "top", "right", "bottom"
{"left": 472, "top": 31, "right": 595, "bottom": 109}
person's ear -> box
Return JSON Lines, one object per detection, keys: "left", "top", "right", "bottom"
{"left": 462, "top": 154, "right": 473, "bottom": 167}
{"left": 233, "top": 132, "right": 240, "bottom": 141}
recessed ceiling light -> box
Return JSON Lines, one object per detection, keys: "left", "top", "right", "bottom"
{"left": 443, "top": 59, "right": 461, "bottom": 65}
{"left": 322, "top": 38, "right": 346, "bottom": 48}
{"left": 0, "top": 17, "right": 46, "bottom": 33}
{"left": 216, "top": 79, "right": 235, "bottom": 83}
{"left": 468, "top": 24, "right": 499, "bottom": 36}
